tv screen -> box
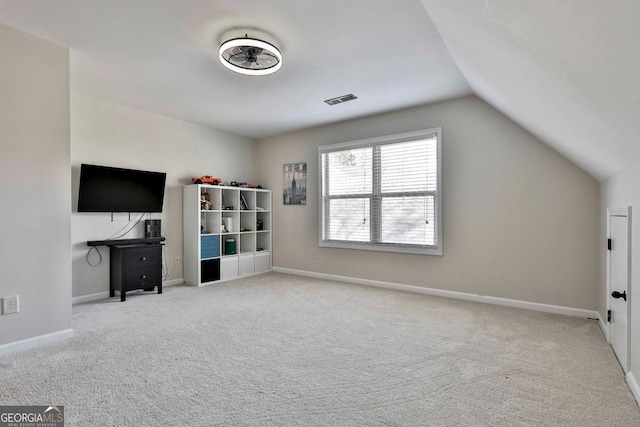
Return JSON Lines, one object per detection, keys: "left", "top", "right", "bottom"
{"left": 78, "top": 164, "right": 167, "bottom": 213}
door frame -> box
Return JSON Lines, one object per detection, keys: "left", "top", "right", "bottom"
{"left": 606, "top": 206, "right": 632, "bottom": 372}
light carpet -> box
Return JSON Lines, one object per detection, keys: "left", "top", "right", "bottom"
{"left": 1, "top": 272, "right": 639, "bottom": 426}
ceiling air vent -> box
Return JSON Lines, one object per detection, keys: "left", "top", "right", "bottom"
{"left": 324, "top": 94, "right": 358, "bottom": 106}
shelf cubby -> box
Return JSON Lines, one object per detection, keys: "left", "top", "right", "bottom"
{"left": 201, "top": 211, "right": 221, "bottom": 234}
{"left": 256, "top": 211, "right": 270, "bottom": 231}
{"left": 240, "top": 233, "right": 256, "bottom": 253}
{"left": 256, "top": 190, "right": 271, "bottom": 212}
{"left": 222, "top": 188, "right": 239, "bottom": 211}
{"left": 256, "top": 232, "right": 271, "bottom": 252}
{"left": 240, "top": 211, "right": 256, "bottom": 232}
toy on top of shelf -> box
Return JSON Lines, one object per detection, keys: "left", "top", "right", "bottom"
{"left": 192, "top": 175, "right": 221, "bottom": 185}
{"left": 229, "top": 181, "right": 264, "bottom": 189}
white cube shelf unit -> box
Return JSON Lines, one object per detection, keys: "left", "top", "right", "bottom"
{"left": 183, "top": 184, "right": 272, "bottom": 286}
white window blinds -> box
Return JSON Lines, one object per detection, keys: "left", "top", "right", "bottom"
{"left": 319, "top": 128, "right": 442, "bottom": 255}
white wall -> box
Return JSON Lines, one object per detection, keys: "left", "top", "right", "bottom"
{"left": 71, "top": 94, "right": 256, "bottom": 298}
{"left": 600, "top": 161, "right": 640, "bottom": 380}
{"left": 0, "top": 23, "right": 71, "bottom": 345}
{"left": 256, "top": 96, "right": 599, "bottom": 309}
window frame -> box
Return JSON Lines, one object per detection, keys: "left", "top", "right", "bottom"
{"left": 318, "top": 128, "right": 442, "bottom": 256}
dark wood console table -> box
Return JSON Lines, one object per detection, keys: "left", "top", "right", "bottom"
{"left": 87, "top": 238, "right": 165, "bottom": 302}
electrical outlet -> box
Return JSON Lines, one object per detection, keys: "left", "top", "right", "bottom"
{"left": 174, "top": 255, "right": 180, "bottom": 264}
{"left": 2, "top": 295, "right": 19, "bottom": 315}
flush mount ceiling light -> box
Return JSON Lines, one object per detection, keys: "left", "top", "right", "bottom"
{"left": 218, "top": 30, "right": 282, "bottom": 76}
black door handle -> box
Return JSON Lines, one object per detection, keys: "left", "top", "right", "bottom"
{"left": 612, "top": 291, "right": 627, "bottom": 301}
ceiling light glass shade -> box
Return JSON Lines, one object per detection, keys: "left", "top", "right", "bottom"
{"left": 218, "top": 37, "right": 282, "bottom": 76}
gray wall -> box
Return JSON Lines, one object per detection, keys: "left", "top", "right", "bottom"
{"left": 600, "top": 161, "right": 640, "bottom": 381}
{"left": 0, "top": 23, "right": 71, "bottom": 345}
{"left": 71, "top": 94, "right": 257, "bottom": 298}
{"left": 257, "top": 96, "right": 599, "bottom": 309}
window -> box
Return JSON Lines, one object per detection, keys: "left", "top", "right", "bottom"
{"left": 319, "top": 128, "right": 442, "bottom": 255}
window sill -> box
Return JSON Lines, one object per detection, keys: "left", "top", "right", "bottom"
{"left": 319, "top": 240, "right": 442, "bottom": 256}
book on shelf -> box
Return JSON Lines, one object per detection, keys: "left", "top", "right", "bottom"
{"left": 240, "top": 195, "right": 249, "bottom": 210}
{"left": 222, "top": 217, "right": 234, "bottom": 232}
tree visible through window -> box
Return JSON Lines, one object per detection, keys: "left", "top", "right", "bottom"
{"left": 319, "top": 128, "right": 442, "bottom": 255}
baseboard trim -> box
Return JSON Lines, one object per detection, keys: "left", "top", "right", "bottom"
{"left": 72, "top": 278, "right": 185, "bottom": 305}
{"left": 598, "top": 313, "right": 610, "bottom": 342}
{"left": 627, "top": 372, "right": 640, "bottom": 408}
{"left": 72, "top": 291, "right": 110, "bottom": 305}
{"left": 165, "top": 278, "right": 185, "bottom": 287}
{"left": 272, "top": 267, "right": 599, "bottom": 319}
{"left": 0, "top": 329, "right": 74, "bottom": 356}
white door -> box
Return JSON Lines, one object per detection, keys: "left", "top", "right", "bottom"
{"left": 609, "top": 211, "right": 630, "bottom": 371}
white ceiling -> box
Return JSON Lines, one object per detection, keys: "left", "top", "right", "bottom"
{"left": 2, "top": 0, "right": 638, "bottom": 180}
{"left": 0, "top": 0, "right": 471, "bottom": 139}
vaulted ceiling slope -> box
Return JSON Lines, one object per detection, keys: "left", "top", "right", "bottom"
{"left": 420, "top": 0, "right": 640, "bottom": 181}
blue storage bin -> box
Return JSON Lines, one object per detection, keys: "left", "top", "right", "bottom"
{"left": 201, "top": 235, "right": 220, "bottom": 259}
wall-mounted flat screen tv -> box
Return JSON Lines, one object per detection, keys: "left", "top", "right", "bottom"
{"left": 78, "top": 164, "right": 167, "bottom": 213}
